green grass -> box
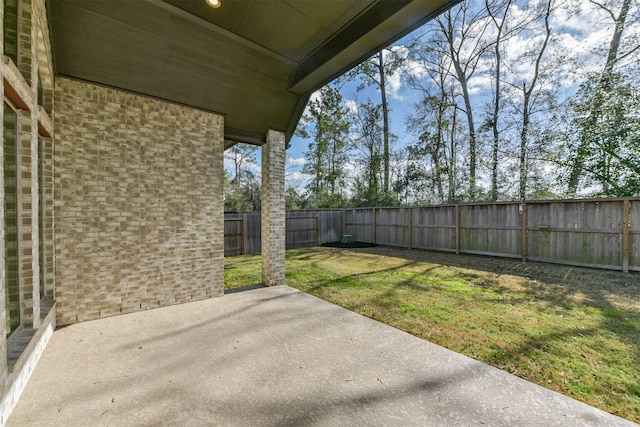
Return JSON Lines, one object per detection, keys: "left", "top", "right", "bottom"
{"left": 224, "top": 246, "right": 640, "bottom": 423}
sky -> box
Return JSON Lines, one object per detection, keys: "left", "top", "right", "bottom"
{"left": 226, "top": 0, "right": 640, "bottom": 195}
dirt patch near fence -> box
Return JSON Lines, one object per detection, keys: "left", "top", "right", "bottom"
{"left": 352, "top": 245, "right": 640, "bottom": 310}
{"left": 321, "top": 241, "right": 377, "bottom": 249}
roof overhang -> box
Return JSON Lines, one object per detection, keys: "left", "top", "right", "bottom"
{"left": 47, "top": 0, "right": 459, "bottom": 148}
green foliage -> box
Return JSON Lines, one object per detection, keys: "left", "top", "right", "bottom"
{"left": 341, "top": 48, "right": 404, "bottom": 93}
{"left": 224, "top": 169, "right": 260, "bottom": 212}
{"left": 286, "top": 1, "right": 639, "bottom": 203}
{"left": 284, "top": 186, "right": 305, "bottom": 210}
{"left": 297, "top": 85, "right": 351, "bottom": 208}
{"left": 568, "top": 73, "right": 640, "bottom": 196}
{"left": 349, "top": 100, "right": 386, "bottom": 206}
{"left": 224, "top": 144, "right": 261, "bottom": 212}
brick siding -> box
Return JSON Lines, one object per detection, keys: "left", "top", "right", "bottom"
{"left": 0, "top": 0, "right": 6, "bottom": 386}
{"left": 1, "top": 0, "right": 56, "bottom": 422}
{"left": 261, "top": 130, "right": 286, "bottom": 286}
{"left": 53, "top": 78, "right": 225, "bottom": 325}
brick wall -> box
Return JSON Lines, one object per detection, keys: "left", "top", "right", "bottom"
{"left": 16, "top": 0, "right": 33, "bottom": 86}
{"left": 17, "top": 109, "right": 38, "bottom": 328}
{"left": 2, "top": 0, "right": 57, "bottom": 421}
{"left": 40, "top": 135, "right": 53, "bottom": 299}
{"left": 1, "top": 0, "right": 7, "bottom": 386}
{"left": 54, "top": 78, "right": 225, "bottom": 325}
{"left": 261, "top": 130, "right": 286, "bottom": 286}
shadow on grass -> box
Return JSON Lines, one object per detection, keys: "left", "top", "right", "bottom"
{"left": 225, "top": 246, "right": 640, "bottom": 421}
{"left": 319, "top": 246, "right": 640, "bottom": 422}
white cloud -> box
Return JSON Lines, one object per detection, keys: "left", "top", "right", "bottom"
{"left": 285, "top": 171, "right": 313, "bottom": 190}
{"left": 345, "top": 99, "right": 359, "bottom": 114}
{"left": 297, "top": 89, "right": 323, "bottom": 126}
{"left": 246, "top": 161, "right": 261, "bottom": 176}
{"left": 223, "top": 156, "right": 235, "bottom": 171}
{"left": 386, "top": 72, "right": 404, "bottom": 100}
{"left": 468, "top": 74, "right": 493, "bottom": 96}
{"left": 308, "top": 89, "right": 322, "bottom": 104}
{"left": 287, "top": 157, "right": 307, "bottom": 167}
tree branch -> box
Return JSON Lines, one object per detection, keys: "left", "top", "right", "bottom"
{"left": 587, "top": 0, "right": 616, "bottom": 21}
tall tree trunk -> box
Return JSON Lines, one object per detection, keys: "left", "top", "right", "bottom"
{"left": 567, "top": 0, "right": 632, "bottom": 195}
{"left": 378, "top": 51, "right": 391, "bottom": 193}
{"left": 490, "top": 74, "right": 500, "bottom": 201}
{"left": 234, "top": 158, "right": 241, "bottom": 190}
{"left": 315, "top": 128, "right": 323, "bottom": 195}
{"left": 446, "top": 36, "right": 477, "bottom": 199}
{"left": 452, "top": 60, "right": 477, "bottom": 200}
{"left": 330, "top": 137, "right": 337, "bottom": 197}
{"left": 519, "top": 84, "right": 529, "bottom": 200}
{"left": 436, "top": 4, "right": 493, "bottom": 201}
{"left": 433, "top": 102, "right": 445, "bottom": 202}
{"left": 448, "top": 87, "right": 458, "bottom": 202}
{"left": 487, "top": 0, "right": 512, "bottom": 201}
{"left": 519, "top": 0, "right": 552, "bottom": 201}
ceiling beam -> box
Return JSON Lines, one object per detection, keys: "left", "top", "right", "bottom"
{"left": 289, "top": 0, "right": 410, "bottom": 93}
{"left": 224, "top": 127, "right": 267, "bottom": 147}
{"left": 288, "top": 0, "right": 461, "bottom": 95}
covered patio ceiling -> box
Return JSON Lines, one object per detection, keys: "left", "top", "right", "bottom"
{"left": 47, "top": 0, "right": 459, "bottom": 147}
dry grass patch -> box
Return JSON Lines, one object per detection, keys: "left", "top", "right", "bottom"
{"left": 224, "top": 246, "right": 640, "bottom": 423}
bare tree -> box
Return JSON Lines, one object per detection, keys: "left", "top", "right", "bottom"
{"left": 514, "top": 0, "right": 554, "bottom": 200}
{"left": 344, "top": 49, "right": 405, "bottom": 193}
{"left": 484, "top": 0, "right": 533, "bottom": 200}
{"left": 224, "top": 144, "right": 258, "bottom": 190}
{"left": 406, "top": 29, "right": 460, "bottom": 203}
{"left": 224, "top": 144, "right": 261, "bottom": 212}
{"left": 436, "top": 1, "right": 493, "bottom": 200}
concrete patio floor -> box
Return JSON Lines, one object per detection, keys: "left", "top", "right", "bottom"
{"left": 8, "top": 285, "right": 636, "bottom": 426}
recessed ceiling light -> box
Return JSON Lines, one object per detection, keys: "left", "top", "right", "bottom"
{"left": 206, "top": 0, "right": 221, "bottom": 8}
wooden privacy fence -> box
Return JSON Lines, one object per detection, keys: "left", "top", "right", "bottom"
{"left": 344, "top": 198, "right": 640, "bottom": 273}
{"left": 224, "top": 210, "right": 344, "bottom": 256}
{"left": 224, "top": 218, "right": 245, "bottom": 256}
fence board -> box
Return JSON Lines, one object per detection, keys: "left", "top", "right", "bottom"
{"left": 223, "top": 218, "right": 244, "bottom": 256}
{"left": 225, "top": 199, "right": 640, "bottom": 272}
{"left": 345, "top": 209, "right": 374, "bottom": 243}
{"left": 629, "top": 200, "right": 640, "bottom": 271}
{"left": 286, "top": 215, "right": 318, "bottom": 249}
{"left": 376, "top": 208, "right": 409, "bottom": 247}
{"left": 527, "top": 200, "right": 623, "bottom": 269}
{"left": 244, "top": 213, "right": 262, "bottom": 255}
{"left": 296, "top": 210, "right": 344, "bottom": 244}
{"left": 412, "top": 206, "right": 456, "bottom": 251}
{"left": 458, "top": 203, "right": 522, "bottom": 257}
{"left": 225, "top": 210, "right": 345, "bottom": 256}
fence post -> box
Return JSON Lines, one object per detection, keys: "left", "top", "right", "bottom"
{"left": 343, "top": 209, "right": 347, "bottom": 240}
{"left": 521, "top": 202, "right": 528, "bottom": 261}
{"left": 373, "top": 208, "right": 377, "bottom": 245}
{"left": 455, "top": 204, "right": 460, "bottom": 254}
{"left": 241, "top": 217, "right": 245, "bottom": 255}
{"left": 622, "top": 199, "right": 630, "bottom": 273}
{"left": 408, "top": 207, "right": 413, "bottom": 250}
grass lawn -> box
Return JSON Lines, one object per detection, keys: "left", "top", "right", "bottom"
{"left": 224, "top": 246, "right": 640, "bottom": 423}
